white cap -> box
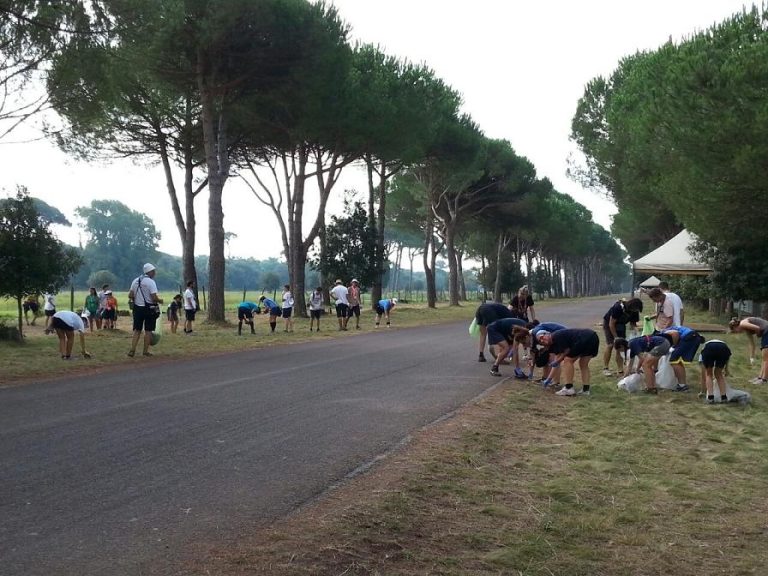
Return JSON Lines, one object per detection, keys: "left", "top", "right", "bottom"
{"left": 534, "top": 330, "right": 550, "bottom": 341}
{"left": 392, "top": 298, "right": 398, "bottom": 304}
{"left": 143, "top": 263, "right": 156, "bottom": 274}
{"left": 351, "top": 278, "right": 359, "bottom": 284}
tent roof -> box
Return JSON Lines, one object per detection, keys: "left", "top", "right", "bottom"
{"left": 632, "top": 229, "right": 712, "bottom": 276}
{"left": 639, "top": 275, "right": 661, "bottom": 287}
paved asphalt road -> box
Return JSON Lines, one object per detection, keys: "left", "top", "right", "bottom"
{"left": 0, "top": 296, "right": 615, "bottom": 576}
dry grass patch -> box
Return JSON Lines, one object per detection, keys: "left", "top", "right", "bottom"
{"left": 193, "top": 362, "right": 768, "bottom": 576}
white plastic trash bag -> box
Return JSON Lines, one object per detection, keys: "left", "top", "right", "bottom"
{"left": 655, "top": 356, "right": 679, "bottom": 390}
{"left": 617, "top": 373, "right": 643, "bottom": 393}
{"left": 712, "top": 382, "right": 751, "bottom": 405}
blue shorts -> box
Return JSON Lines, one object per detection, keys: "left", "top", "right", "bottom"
{"left": 238, "top": 307, "right": 254, "bottom": 321}
{"left": 670, "top": 335, "right": 701, "bottom": 363}
{"left": 761, "top": 330, "right": 768, "bottom": 350}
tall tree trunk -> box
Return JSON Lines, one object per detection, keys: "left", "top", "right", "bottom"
{"left": 445, "top": 222, "right": 460, "bottom": 306}
{"left": 457, "top": 248, "right": 466, "bottom": 301}
{"left": 423, "top": 219, "right": 437, "bottom": 308}
{"left": 197, "top": 58, "right": 228, "bottom": 322}
{"left": 370, "top": 159, "right": 388, "bottom": 307}
{"left": 493, "top": 231, "right": 504, "bottom": 302}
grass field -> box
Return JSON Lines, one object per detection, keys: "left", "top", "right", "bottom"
{"left": 0, "top": 291, "right": 474, "bottom": 384}
{"left": 3, "top": 295, "right": 767, "bottom": 575}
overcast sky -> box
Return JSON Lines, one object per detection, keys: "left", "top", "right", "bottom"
{"left": 1, "top": 0, "right": 751, "bottom": 260}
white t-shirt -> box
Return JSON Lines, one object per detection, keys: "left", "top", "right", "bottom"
{"left": 309, "top": 291, "right": 323, "bottom": 311}
{"left": 330, "top": 284, "right": 349, "bottom": 305}
{"left": 281, "top": 290, "right": 294, "bottom": 309}
{"left": 44, "top": 293, "right": 56, "bottom": 311}
{"left": 130, "top": 275, "right": 159, "bottom": 306}
{"left": 184, "top": 287, "right": 196, "bottom": 311}
{"left": 664, "top": 291, "right": 683, "bottom": 326}
{"left": 53, "top": 310, "right": 85, "bottom": 332}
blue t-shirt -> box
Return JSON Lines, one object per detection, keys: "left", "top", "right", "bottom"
{"left": 488, "top": 317, "right": 527, "bottom": 337}
{"left": 261, "top": 298, "right": 278, "bottom": 309}
{"left": 239, "top": 301, "right": 260, "bottom": 312}
{"left": 532, "top": 322, "right": 567, "bottom": 335}
{"left": 378, "top": 299, "right": 394, "bottom": 312}
{"left": 628, "top": 335, "right": 669, "bottom": 357}
{"left": 662, "top": 325, "right": 694, "bottom": 339}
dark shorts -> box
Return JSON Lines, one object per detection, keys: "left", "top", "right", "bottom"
{"left": 602, "top": 323, "right": 627, "bottom": 346}
{"left": 375, "top": 304, "right": 386, "bottom": 315}
{"left": 269, "top": 306, "right": 281, "bottom": 317}
{"left": 486, "top": 326, "right": 509, "bottom": 346}
{"left": 282, "top": 307, "right": 293, "bottom": 319}
{"left": 347, "top": 305, "right": 360, "bottom": 318}
{"left": 310, "top": 309, "right": 322, "bottom": 319}
{"left": 700, "top": 341, "right": 731, "bottom": 368}
{"left": 169, "top": 310, "right": 179, "bottom": 322}
{"left": 761, "top": 330, "right": 768, "bottom": 350}
{"left": 44, "top": 309, "right": 56, "bottom": 317}
{"left": 474, "top": 304, "right": 507, "bottom": 327}
{"left": 649, "top": 340, "right": 671, "bottom": 357}
{"left": 185, "top": 309, "right": 196, "bottom": 321}
{"left": 669, "top": 335, "right": 702, "bottom": 363}
{"left": 335, "top": 303, "right": 349, "bottom": 318}
{"left": 238, "top": 307, "right": 254, "bottom": 321}
{"left": 102, "top": 309, "right": 116, "bottom": 321}
{"left": 132, "top": 305, "right": 158, "bottom": 333}
{"left": 566, "top": 331, "right": 600, "bottom": 358}
{"left": 534, "top": 348, "right": 550, "bottom": 367}
{"left": 23, "top": 302, "right": 39, "bottom": 313}
{"left": 51, "top": 316, "right": 73, "bottom": 332}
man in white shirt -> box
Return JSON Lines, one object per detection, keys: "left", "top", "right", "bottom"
{"left": 648, "top": 287, "right": 674, "bottom": 331}
{"left": 127, "top": 263, "right": 164, "bottom": 357}
{"left": 659, "top": 281, "right": 684, "bottom": 326}
{"left": 183, "top": 280, "right": 197, "bottom": 334}
{"left": 329, "top": 279, "right": 349, "bottom": 331}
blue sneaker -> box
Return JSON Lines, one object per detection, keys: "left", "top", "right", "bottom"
{"left": 514, "top": 367, "right": 526, "bottom": 379}
{"left": 541, "top": 377, "right": 553, "bottom": 388}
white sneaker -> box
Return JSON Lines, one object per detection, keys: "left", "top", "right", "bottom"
{"left": 749, "top": 377, "right": 766, "bottom": 384}
{"left": 602, "top": 368, "right": 613, "bottom": 376}
{"left": 556, "top": 387, "right": 576, "bottom": 396}
{"left": 577, "top": 389, "right": 591, "bottom": 396}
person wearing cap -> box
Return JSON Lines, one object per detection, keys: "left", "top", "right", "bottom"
{"left": 127, "top": 263, "right": 164, "bottom": 357}
{"left": 330, "top": 279, "right": 350, "bottom": 331}
{"left": 103, "top": 289, "right": 118, "bottom": 330}
{"left": 308, "top": 286, "right": 324, "bottom": 332}
{"left": 536, "top": 328, "right": 599, "bottom": 396}
{"left": 347, "top": 279, "right": 362, "bottom": 330}
{"left": 96, "top": 283, "right": 109, "bottom": 329}
{"left": 530, "top": 323, "right": 568, "bottom": 386}
{"left": 259, "top": 295, "right": 281, "bottom": 333}
{"left": 374, "top": 297, "right": 397, "bottom": 328}
{"left": 48, "top": 310, "right": 91, "bottom": 360}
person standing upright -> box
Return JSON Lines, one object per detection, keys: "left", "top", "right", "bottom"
{"left": 84, "top": 287, "right": 99, "bottom": 332}
{"left": 330, "top": 279, "right": 349, "bottom": 331}
{"left": 183, "top": 280, "right": 196, "bottom": 334}
{"left": 308, "top": 286, "right": 324, "bottom": 332}
{"left": 127, "top": 263, "right": 164, "bottom": 357}
{"left": 659, "top": 281, "right": 684, "bottom": 326}
{"left": 648, "top": 287, "right": 674, "bottom": 331}
{"left": 281, "top": 284, "right": 295, "bottom": 332}
{"left": 347, "top": 279, "right": 362, "bottom": 330}
{"left": 43, "top": 291, "right": 56, "bottom": 332}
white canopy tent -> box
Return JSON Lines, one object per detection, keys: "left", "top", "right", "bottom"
{"left": 639, "top": 275, "right": 661, "bottom": 288}
{"left": 632, "top": 229, "right": 712, "bottom": 276}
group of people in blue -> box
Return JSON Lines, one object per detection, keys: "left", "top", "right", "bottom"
{"left": 235, "top": 279, "right": 398, "bottom": 335}
{"left": 473, "top": 284, "right": 766, "bottom": 404}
